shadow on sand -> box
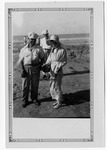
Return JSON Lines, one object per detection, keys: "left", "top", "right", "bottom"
{"left": 40, "top": 70, "right": 90, "bottom": 81}
{"left": 13, "top": 90, "right": 90, "bottom": 108}
{"left": 40, "top": 89, "right": 90, "bottom": 106}
{"left": 62, "top": 89, "right": 90, "bottom": 106}
{"left": 63, "top": 70, "right": 90, "bottom": 76}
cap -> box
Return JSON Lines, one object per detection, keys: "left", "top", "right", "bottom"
{"left": 28, "top": 32, "right": 38, "bottom": 39}
{"left": 42, "top": 30, "right": 49, "bottom": 35}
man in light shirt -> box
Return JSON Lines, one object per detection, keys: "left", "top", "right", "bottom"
{"left": 17, "top": 32, "right": 45, "bottom": 108}
{"left": 40, "top": 30, "right": 51, "bottom": 78}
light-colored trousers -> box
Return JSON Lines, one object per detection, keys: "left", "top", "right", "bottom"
{"left": 22, "top": 66, "right": 40, "bottom": 103}
{"left": 50, "top": 71, "right": 63, "bottom": 103}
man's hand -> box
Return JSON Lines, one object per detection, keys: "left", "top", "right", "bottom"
{"left": 21, "top": 70, "right": 28, "bottom": 78}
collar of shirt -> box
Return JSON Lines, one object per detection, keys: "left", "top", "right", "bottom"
{"left": 27, "top": 45, "right": 37, "bottom": 52}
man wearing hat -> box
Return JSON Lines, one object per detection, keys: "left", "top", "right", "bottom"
{"left": 40, "top": 30, "right": 51, "bottom": 78}
{"left": 42, "top": 35, "right": 67, "bottom": 109}
{"left": 17, "top": 32, "right": 45, "bottom": 108}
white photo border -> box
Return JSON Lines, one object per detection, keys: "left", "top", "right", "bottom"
{"left": 6, "top": 2, "right": 105, "bottom": 147}
{"left": 7, "top": 6, "right": 94, "bottom": 143}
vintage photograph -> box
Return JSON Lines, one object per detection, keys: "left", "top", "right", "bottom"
{"left": 12, "top": 8, "right": 90, "bottom": 118}
{"left": 6, "top": 2, "right": 105, "bottom": 147}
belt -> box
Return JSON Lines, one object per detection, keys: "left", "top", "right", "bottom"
{"left": 24, "top": 64, "right": 40, "bottom": 68}
{"left": 44, "top": 48, "right": 51, "bottom": 50}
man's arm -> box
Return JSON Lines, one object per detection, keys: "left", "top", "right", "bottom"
{"left": 16, "top": 48, "right": 24, "bottom": 68}
{"left": 39, "top": 47, "right": 45, "bottom": 65}
{"left": 45, "top": 52, "right": 51, "bottom": 65}
{"left": 54, "top": 49, "right": 67, "bottom": 74}
{"left": 58, "top": 49, "right": 67, "bottom": 67}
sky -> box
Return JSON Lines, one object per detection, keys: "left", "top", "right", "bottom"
{"left": 12, "top": 10, "right": 90, "bottom": 35}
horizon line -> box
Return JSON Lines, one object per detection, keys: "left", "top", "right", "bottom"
{"left": 13, "top": 33, "right": 90, "bottom": 36}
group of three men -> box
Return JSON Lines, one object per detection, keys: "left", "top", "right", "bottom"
{"left": 16, "top": 30, "right": 67, "bottom": 109}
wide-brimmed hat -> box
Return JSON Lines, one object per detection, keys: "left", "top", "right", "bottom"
{"left": 28, "top": 32, "right": 38, "bottom": 39}
{"left": 49, "top": 35, "right": 61, "bottom": 45}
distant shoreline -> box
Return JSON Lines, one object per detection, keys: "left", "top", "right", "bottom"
{"left": 13, "top": 33, "right": 89, "bottom": 43}
{"left": 13, "top": 33, "right": 89, "bottom": 38}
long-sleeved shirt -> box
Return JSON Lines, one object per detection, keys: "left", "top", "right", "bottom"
{"left": 46, "top": 46, "right": 67, "bottom": 74}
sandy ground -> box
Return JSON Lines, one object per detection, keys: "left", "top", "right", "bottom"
{"left": 13, "top": 50, "right": 90, "bottom": 118}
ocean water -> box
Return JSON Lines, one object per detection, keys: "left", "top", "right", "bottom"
{"left": 13, "top": 33, "right": 89, "bottom": 43}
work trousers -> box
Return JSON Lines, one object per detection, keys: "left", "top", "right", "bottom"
{"left": 22, "top": 66, "right": 40, "bottom": 103}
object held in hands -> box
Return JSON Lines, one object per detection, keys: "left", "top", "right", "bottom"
{"left": 42, "top": 64, "right": 51, "bottom": 73}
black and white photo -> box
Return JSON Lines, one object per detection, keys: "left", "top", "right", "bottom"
{"left": 6, "top": 2, "right": 104, "bottom": 148}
